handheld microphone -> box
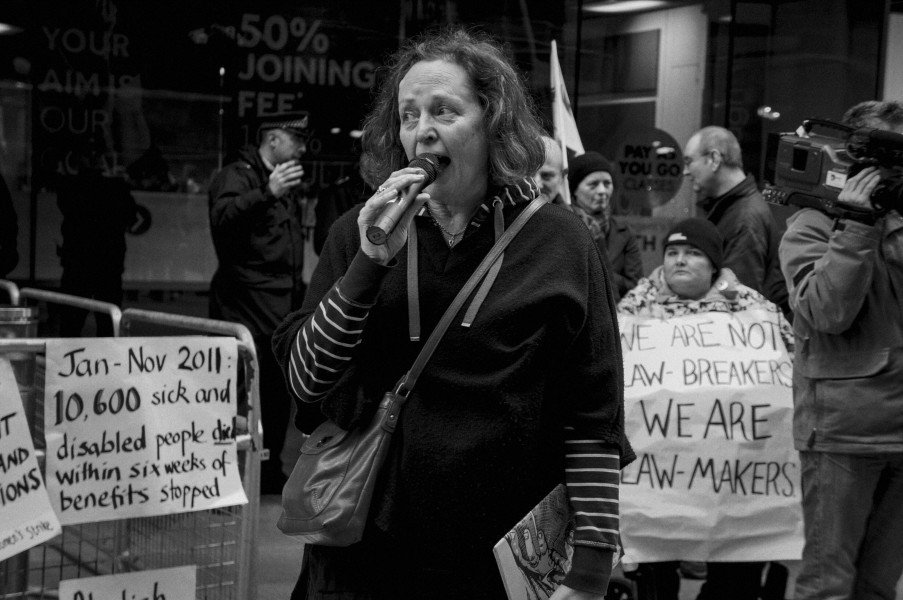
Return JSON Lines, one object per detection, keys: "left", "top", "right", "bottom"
{"left": 366, "top": 153, "right": 450, "bottom": 245}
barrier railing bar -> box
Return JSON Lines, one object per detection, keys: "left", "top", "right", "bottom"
{"left": 18, "top": 288, "right": 122, "bottom": 337}
{"left": 120, "top": 308, "right": 254, "bottom": 349}
{"left": 0, "top": 279, "right": 19, "bottom": 305}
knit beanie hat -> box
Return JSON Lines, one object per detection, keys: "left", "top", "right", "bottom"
{"left": 568, "top": 151, "right": 614, "bottom": 196}
{"left": 663, "top": 218, "right": 724, "bottom": 271}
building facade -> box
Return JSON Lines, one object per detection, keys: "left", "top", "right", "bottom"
{"left": 0, "top": 0, "right": 899, "bottom": 287}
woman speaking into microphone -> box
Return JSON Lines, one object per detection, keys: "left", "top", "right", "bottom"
{"left": 273, "top": 27, "right": 632, "bottom": 600}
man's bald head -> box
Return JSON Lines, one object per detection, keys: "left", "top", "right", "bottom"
{"left": 535, "top": 136, "right": 565, "bottom": 201}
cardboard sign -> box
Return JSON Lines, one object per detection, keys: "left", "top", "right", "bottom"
{"left": 44, "top": 337, "right": 247, "bottom": 525}
{"left": 0, "top": 358, "right": 62, "bottom": 561}
{"left": 59, "top": 565, "right": 196, "bottom": 600}
{"left": 618, "top": 309, "right": 804, "bottom": 562}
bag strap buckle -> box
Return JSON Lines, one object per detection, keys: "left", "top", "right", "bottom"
{"left": 393, "top": 374, "right": 412, "bottom": 398}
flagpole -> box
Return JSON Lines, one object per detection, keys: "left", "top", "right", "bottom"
{"left": 550, "top": 39, "right": 585, "bottom": 205}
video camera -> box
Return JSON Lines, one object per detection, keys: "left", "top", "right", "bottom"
{"left": 763, "top": 118, "right": 903, "bottom": 221}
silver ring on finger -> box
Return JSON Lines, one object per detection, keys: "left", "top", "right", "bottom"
{"left": 376, "top": 186, "right": 388, "bottom": 194}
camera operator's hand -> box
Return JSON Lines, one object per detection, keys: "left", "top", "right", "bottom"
{"left": 268, "top": 160, "right": 304, "bottom": 198}
{"left": 838, "top": 166, "right": 881, "bottom": 211}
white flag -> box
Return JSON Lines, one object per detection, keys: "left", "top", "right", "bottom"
{"left": 550, "top": 39, "right": 585, "bottom": 205}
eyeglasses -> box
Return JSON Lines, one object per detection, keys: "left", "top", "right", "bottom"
{"left": 683, "top": 150, "right": 714, "bottom": 167}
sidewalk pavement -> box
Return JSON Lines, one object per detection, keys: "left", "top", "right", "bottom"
{"left": 256, "top": 494, "right": 304, "bottom": 600}
{"left": 251, "top": 497, "right": 706, "bottom": 600}
{"left": 253, "top": 508, "right": 903, "bottom": 600}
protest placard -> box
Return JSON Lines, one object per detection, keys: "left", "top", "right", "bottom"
{"left": 618, "top": 309, "right": 803, "bottom": 562}
{"left": 0, "top": 357, "right": 62, "bottom": 561}
{"left": 44, "top": 337, "right": 247, "bottom": 525}
{"left": 59, "top": 565, "right": 196, "bottom": 600}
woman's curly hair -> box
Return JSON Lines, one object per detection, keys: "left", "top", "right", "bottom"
{"left": 359, "top": 27, "right": 544, "bottom": 189}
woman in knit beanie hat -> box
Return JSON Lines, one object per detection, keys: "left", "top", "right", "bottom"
{"left": 615, "top": 216, "right": 795, "bottom": 600}
{"left": 567, "top": 151, "right": 643, "bottom": 301}
{"left": 661, "top": 217, "right": 725, "bottom": 299}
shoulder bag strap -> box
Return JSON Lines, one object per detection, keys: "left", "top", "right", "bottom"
{"left": 397, "top": 196, "right": 545, "bottom": 396}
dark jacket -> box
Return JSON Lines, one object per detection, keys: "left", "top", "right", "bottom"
{"left": 208, "top": 145, "right": 307, "bottom": 335}
{"left": 606, "top": 217, "right": 644, "bottom": 302}
{"left": 209, "top": 145, "right": 305, "bottom": 290}
{"left": 697, "top": 174, "right": 789, "bottom": 316}
{"left": 569, "top": 205, "right": 643, "bottom": 302}
{"left": 273, "top": 185, "right": 631, "bottom": 589}
{"left": 0, "top": 173, "right": 18, "bottom": 277}
{"left": 56, "top": 170, "right": 137, "bottom": 275}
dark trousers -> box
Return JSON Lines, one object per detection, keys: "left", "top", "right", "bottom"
{"left": 634, "top": 561, "right": 787, "bottom": 600}
{"left": 59, "top": 267, "right": 123, "bottom": 337}
{"left": 294, "top": 534, "right": 508, "bottom": 600}
{"left": 697, "top": 562, "right": 766, "bottom": 600}
{"left": 254, "top": 333, "right": 292, "bottom": 495}
{"left": 632, "top": 562, "right": 681, "bottom": 600}
{"left": 253, "top": 332, "right": 325, "bottom": 494}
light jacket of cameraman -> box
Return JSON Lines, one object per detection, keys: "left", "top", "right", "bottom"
{"left": 781, "top": 103, "right": 903, "bottom": 600}
{"left": 780, "top": 198, "right": 903, "bottom": 600}
{"left": 780, "top": 206, "right": 903, "bottom": 453}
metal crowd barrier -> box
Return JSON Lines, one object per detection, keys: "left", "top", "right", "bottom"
{"left": 0, "top": 286, "right": 262, "bottom": 599}
{"left": 17, "top": 287, "right": 123, "bottom": 338}
{"left": 119, "top": 307, "right": 261, "bottom": 600}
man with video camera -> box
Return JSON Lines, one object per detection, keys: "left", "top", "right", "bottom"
{"left": 779, "top": 99, "right": 903, "bottom": 600}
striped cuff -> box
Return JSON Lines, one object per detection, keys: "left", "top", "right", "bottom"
{"left": 339, "top": 249, "right": 395, "bottom": 305}
{"left": 564, "top": 431, "right": 620, "bottom": 550}
{"left": 563, "top": 546, "right": 614, "bottom": 594}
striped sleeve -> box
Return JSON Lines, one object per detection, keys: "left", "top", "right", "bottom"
{"left": 286, "top": 282, "right": 371, "bottom": 402}
{"left": 562, "top": 426, "right": 620, "bottom": 593}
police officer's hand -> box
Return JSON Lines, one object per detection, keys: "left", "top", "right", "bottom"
{"left": 838, "top": 166, "right": 881, "bottom": 211}
{"left": 268, "top": 160, "right": 305, "bottom": 198}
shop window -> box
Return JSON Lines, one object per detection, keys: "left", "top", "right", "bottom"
{"left": 580, "top": 29, "right": 659, "bottom": 96}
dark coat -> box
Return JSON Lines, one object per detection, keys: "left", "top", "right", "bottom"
{"left": 272, "top": 189, "right": 632, "bottom": 590}
{"left": 207, "top": 145, "right": 307, "bottom": 335}
{"left": 0, "top": 173, "right": 18, "bottom": 277}
{"left": 605, "top": 217, "right": 644, "bottom": 302}
{"left": 56, "top": 170, "right": 137, "bottom": 275}
{"left": 697, "top": 174, "right": 789, "bottom": 316}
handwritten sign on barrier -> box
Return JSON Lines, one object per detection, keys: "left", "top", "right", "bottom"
{"left": 59, "top": 565, "right": 196, "bottom": 600}
{"left": 44, "top": 337, "right": 247, "bottom": 525}
{"left": 0, "top": 358, "right": 62, "bottom": 561}
{"left": 618, "top": 309, "right": 804, "bottom": 562}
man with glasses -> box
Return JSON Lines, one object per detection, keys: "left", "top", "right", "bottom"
{"left": 208, "top": 112, "right": 322, "bottom": 494}
{"left": 681, "top": 125, "right": 790, "bottom": 600}
{"left": 683, "top": 125, "right": 789, "bottom": 321}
